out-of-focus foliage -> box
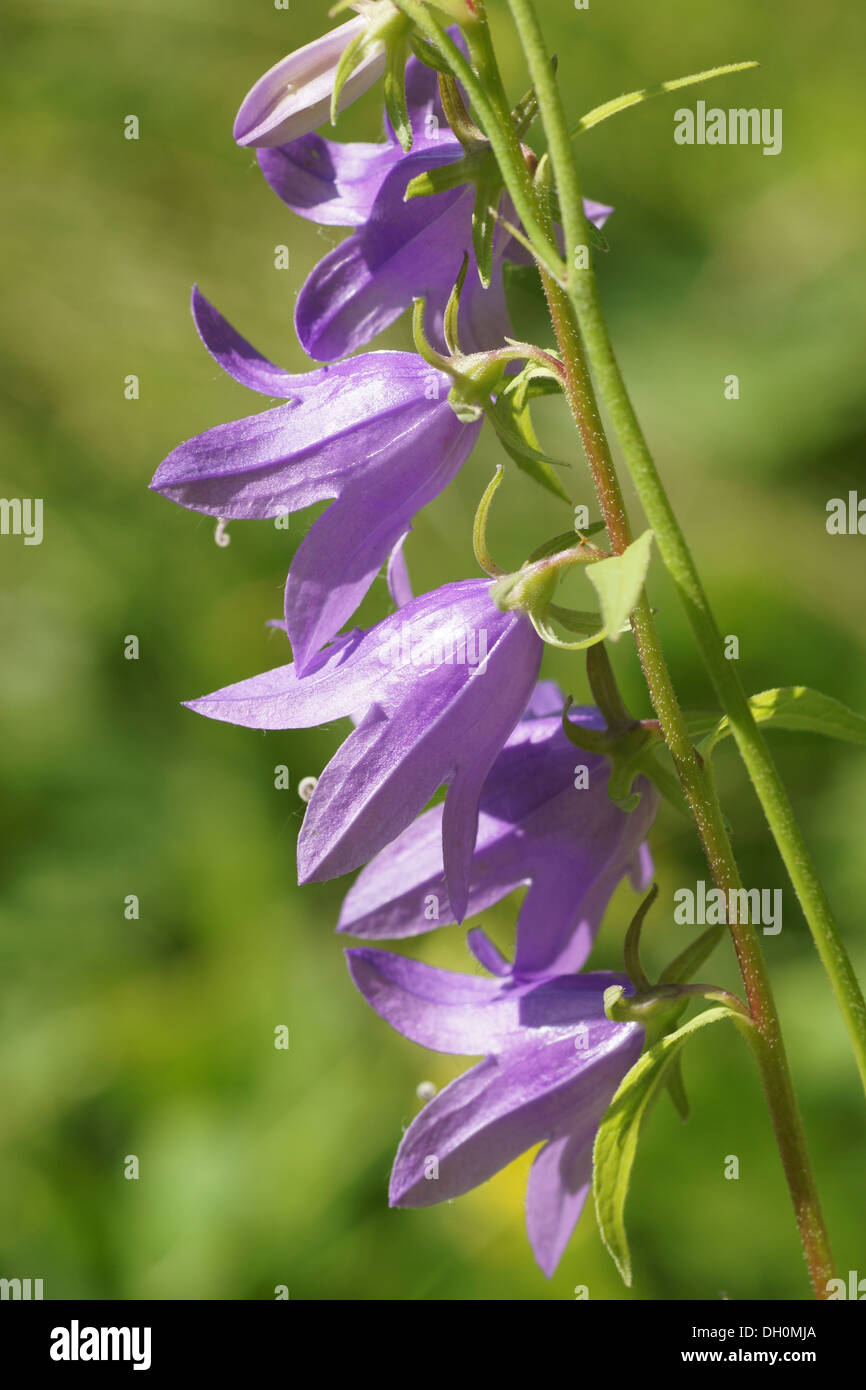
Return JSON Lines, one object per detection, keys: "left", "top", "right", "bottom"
{"left": 0, "top": 0, "right": 864, "bottom": 1299}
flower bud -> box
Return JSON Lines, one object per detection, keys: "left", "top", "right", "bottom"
{"left": 234, "top": 12, "right": 391, "bottom": 149}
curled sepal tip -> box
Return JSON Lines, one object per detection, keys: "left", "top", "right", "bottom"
{"left": 473, "top": 466, "right": 507, "bottom": 578}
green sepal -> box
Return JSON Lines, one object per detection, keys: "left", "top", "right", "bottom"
{"left": 490, "top": 566, "right": 559, "bottom": 622}
{"left": 384, "top": 36, "right": 412, "bottom": 152}
{"left": 472, "top": 173, "right": 500, "bottom": 288}
{"left": 408, "top": 32, "right": 454, "bottom": 75}
{"left": 443, "top": 254, "right": 469, "bottom": 357}
{"left": 404, "top": 155, "right": 481, "bottom": 200}
{"left": 330, "top": 29, "right": 369, "bottom": 126}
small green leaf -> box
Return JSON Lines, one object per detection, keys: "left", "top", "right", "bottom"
{"left": 571, "top": 61, "right": 759, "bottom": 138}
{"left": 586, "top": 530, "right": 654, "bottom": 644}
{"left": 593, "top": 1005, "right": 746, "bottom": 1285}
{"left": 704, "top": 687, "right": 866, "bottom": 755}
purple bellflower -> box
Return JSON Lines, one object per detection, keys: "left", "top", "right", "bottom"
{"left": 233, "top": 13, "right": 390, "bottom": 149}
{"left": 150, "top": 288, "right": 482, "bottom": 672}
{"left": 346, "top": 941, "right": 644, "bottom": 1276}
{"left": 338, "top": 681, "right": 657, "bottom": 976}
{"left": 185, "top": 579, "right": 543, "bottom": 920}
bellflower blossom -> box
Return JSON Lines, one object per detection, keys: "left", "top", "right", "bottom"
{"left": 185, "top": 579, "right": 543, "bottom": 920}
{"left": 346, "top": 941, "right": 644, "bottom": 1275}
{"left": 150, "top": 288, "right": 482, "bottom": 671}
{"left": 338, "top": 681, "right": 657, "bottom": 976}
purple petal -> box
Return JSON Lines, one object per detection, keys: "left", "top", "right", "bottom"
{"left": 467, "top": 927, "right": 511, "bottom": 977}
{"left": 283, "top": 406, "right": 480, "bottom": 671}
{"left": 388, "top": 1018, "right": 642, "bottom": 1207}
{"left": 151, "top": 353, "right": 464, "bottom": 529}
{"left": 346, "top": 947, "right": 531, "bottom": 1055}
{"left": 525, "top": 1130, "right": 594, "bottom": 1278}
{"left": 583, "top": 198, "right": 614, "bottom": 230}
{"left": 183, "top": 628, "right": 368, "bottom": 730}
{"left": 522, "top": 680, "right": 569, "bottom": 720}
{"left": 189, "top": 581, "right": 541, "bottom": 906}
{"left": 190, "top": 285, "right": 338, "bottom": 399}
{"left": 348, "top": 944, "right": 635, "bottom": 1057}
{"left": 386, "top": 531, "right": 414, "bottom": 609}
{"left": 298, "top": 597, "right": 541, "bottom": 910}
{"left": 295, "top": 145, "right": 470, "bottom": 362}
{"left": 255, "top": 49, "right": 454, "bottom": 226}
{"left": 629, "top": 840, "right": 655, "bottom": 893}
{"left": 338, "top": 705, "right": 655, "bottom": 972}
{"left": 257, "top": 136, "right": 403, "bottom": 227}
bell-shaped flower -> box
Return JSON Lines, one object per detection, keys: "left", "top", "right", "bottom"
{"left": 150, "top": 288, "right": 482, "bottom": 672}
{"left": 233, "top": 12, "right": 391, "bottom": 149}
{"left": 346, "top": 941, "right": 644, "bottom": 1276}
{"left": 185, "top": 580, "right": 543, "bottom": 920}
{"left": 338, "top": 681, "right": 656, "bottom": 976}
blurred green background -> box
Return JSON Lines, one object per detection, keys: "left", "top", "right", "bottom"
{"left": 1, "top": 0, "right": 864, "bottom": 1300}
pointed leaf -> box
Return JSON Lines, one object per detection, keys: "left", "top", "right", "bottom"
{"left": 571, "top": 62, "right": 759, "bottom": 137}
{"left": 704, "top": 686, "right": 866, "bottom": 755}
{"left": 586, "top": 530, "right": 654, "bottom": 644}
{"left": 593, "top": 1005, "right": 745, "bottom": 1285}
